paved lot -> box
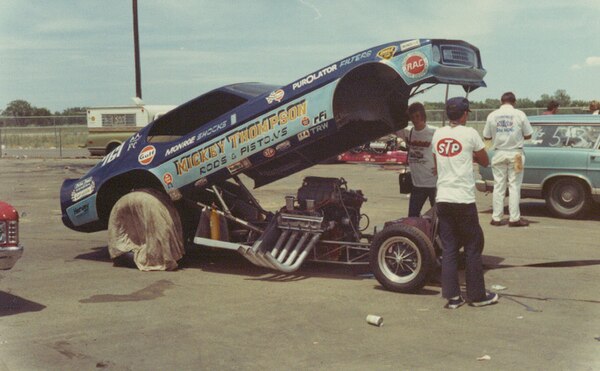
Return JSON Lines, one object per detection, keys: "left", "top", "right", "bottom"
{"left": 0, "top": 157, "right": 598, "bottom": 370}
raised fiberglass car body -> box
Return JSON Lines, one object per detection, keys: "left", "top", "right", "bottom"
{"left": 61, "top": 38, "right": 486, "bottom": 232}
{"left": 477, "top": 114, "right": 600, "bottom": 218}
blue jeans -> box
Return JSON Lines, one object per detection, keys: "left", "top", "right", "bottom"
{"left": 408, "top": 186, "right": 436, "bottom": 217}
{"left": 436, "top": 202, "right": 486, "bottom": 301}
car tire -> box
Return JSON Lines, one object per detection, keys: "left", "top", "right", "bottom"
{"left": 108, "top": 188, "right": 185, "bottom": 271}
{"left": 545, "top": 178, "right": 591, "bottom": 219}
{"left": 370, "top": 224, "right": 435, "bottom": 293}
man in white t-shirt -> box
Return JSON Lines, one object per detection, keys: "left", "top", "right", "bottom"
{"left": 397, "top": 102, "right": 437, "bottom": 217}
{"left": 432, "top": 97, "right": 497, "bottom": 309}
{"left": 483, "top": 92, "right": 533, "bottom": 227}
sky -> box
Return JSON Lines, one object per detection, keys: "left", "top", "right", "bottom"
{"left": 1, "top": 0, "right": 599, "bottom": 113}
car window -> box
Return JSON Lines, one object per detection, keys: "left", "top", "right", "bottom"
{"left": 147, "top": 91, "right": 247, "bottom": 142}
{"left": 529, "top": 124, "right": 600, "bottom": 149}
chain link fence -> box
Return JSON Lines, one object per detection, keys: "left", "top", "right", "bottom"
{"left": 0, "top": 108, "right": 591, "bottom": 158}
{"left": 0, "top": 115, "right": 87, "bottom": 158}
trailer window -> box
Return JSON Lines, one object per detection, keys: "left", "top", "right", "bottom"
{"left": 148, "top": 91, "right": 247, "bottom": 141}
{"left": 102, "top": 113, "right": 137, "bottom": 127}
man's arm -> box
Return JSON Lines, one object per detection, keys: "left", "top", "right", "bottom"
{"left": 482, "top": 119, "right": 493, "bottom": 141}
{"left": 522, "top": 113, "right": 533, "bottom": 140}
{"left": 474, "top": 148, "right": 489, "bottom": 167}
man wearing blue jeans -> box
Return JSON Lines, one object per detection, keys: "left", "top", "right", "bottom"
{"left": 398, "top": 102, "right": 437, "bottom": 217}
{"left": 432, "top": 97, "right": 499, "bottom": 309}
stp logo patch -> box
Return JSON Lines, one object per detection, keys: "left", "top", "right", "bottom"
{"left": 436, "top": 138, "right": 462, "bottom": 157}
{"left": 138, "top": 145, "right": 156, "bottom": 165}
{"left": 402, "top": 52, "right": 428, "bottom": 78}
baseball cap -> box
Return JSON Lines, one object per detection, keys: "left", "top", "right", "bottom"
{"left": 446, "top": 97, "right": 471, "bottom": 120}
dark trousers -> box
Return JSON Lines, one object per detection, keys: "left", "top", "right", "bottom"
{"left": 437, "top": 202, "right": 486, "bottom": 301}
{"left": 408, "top": 186, "right": 436, "bottom": 217}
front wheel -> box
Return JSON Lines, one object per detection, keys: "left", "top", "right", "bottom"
{"left": 545, "top": 178, "right": 590, "bottom": 219}
{"left": 370, "top": 224, "right": 435, "bottom": 293}
{"left": 108, "top": 188, "right": 185, "bottom": 271}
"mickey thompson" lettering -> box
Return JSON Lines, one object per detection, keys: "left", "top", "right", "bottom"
{"left": 173, "top": 139, "right": 225, "bottom": 175}
{"left": 227, "top": 100, "right": 306, "bottom": 149}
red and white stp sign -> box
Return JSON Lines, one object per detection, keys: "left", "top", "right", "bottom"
{"left": 138, "top": 145, "right": 156, "bottom": 165}
{"left": 436, "top": 138, "right": 462, "bottom": 157}
{"left": 402, "top": 52, "right": 428, "bottom": 78}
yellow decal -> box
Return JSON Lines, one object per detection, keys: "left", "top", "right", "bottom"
{"left": 376, "top": 46, "right": 397, "bottom": 60}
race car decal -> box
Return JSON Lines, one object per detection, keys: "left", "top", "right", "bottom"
{"left": 138, "top": 145, "right": 157, "bottom": 165}
{"left": 127, "top": 133, "right": 142, "bottom": 151}
{"left": 266, "top": 89, "right": 285, "bottom": 104}
{"left": 163, "top": 173, "right": 174, "bottom": 188}
{"left": 402, "top": 52, "right": 429, "bottom": 79}
{"left": 101, "top": 143, "right": 125, "bottom": 167}
{"left": 400, "top": 39, "right": 421, "bottom": 51}
{"left": 377, "top": 46, "right": 397, "bottom": 60}
{"left": 172, "top": 140, "right": 226, "bottom": 176}
{"left": 71, "top": 177, "right": 95, "bottom": 202}
{"left": 262, "top": 147, "right": 276, "bottom": 158}
{"left": 165, "top": 137, "right": 196, "bottom": 156}
{"left": 292, "top": 64, "right": 337, "bottom": 90}
{"left": 66, "top": 194, "right": 99, "bottom": 227}
{"left": 339, "top": 50, "right": 372, "bottom": 68}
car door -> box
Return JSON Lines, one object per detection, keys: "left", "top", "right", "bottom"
{"left": 585, "top": 124, "right": 600, "bottom": 191}
{"left": 523, "top": 124, "right": 592, "bottom": 188}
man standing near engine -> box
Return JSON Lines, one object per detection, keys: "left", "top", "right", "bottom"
{"left": 432, "top": 97, "right": 497, "bottom": 309}
{"left": 398, "top": 102, "right": 437, "bottom": 217}
{"left": 484, "top": 92, "right": 533, "bottom": 227}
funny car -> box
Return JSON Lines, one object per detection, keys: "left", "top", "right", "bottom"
{"left": 61, "top": 38, "right": 486, "bottom": 292}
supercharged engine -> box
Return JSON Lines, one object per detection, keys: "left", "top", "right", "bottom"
{"left": 294, "top": 177, "right": 366, "bottom": 243}
{"left": 193, "top": 176, "right": 371, "bottom": 273}
{"left": 254, "top": 176, "right": 369, "bottom": 267}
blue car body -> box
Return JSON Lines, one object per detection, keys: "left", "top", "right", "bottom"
{"left": 61, "top": 38, "right": 487, "bottom": 232}
{"left": 477, "top": 114, "right": 600, "bottom": 218}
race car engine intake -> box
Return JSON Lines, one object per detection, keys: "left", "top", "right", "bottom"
{"left": 236, "top": 177, "right": 366, "bottom": 272}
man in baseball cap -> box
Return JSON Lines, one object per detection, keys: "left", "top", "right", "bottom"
{"left": 445, "top": 97, "right": 472, "bottom": 120}
{"left": 432, "top": 96, "right": 497, "bottom": 309}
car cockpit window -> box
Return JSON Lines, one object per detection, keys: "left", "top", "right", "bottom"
{"left": 147, "top": 91, "right": 247, "bottom": 143}
{"left": 530, "top": 124, "right": 600, "bottom": 149}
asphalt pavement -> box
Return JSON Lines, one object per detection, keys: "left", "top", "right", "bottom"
{"left": 0, "top": 157, "right": 598, "bottom": 370}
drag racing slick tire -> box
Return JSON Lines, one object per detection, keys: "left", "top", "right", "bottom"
{"left": 108, "top": 188, "right": 185, "bottom": 271}
{"left": 370, "top": 224, "right": 435, "bottom": 293}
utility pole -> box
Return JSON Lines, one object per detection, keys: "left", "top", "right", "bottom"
{"left": 132, "top": 0, "right": 142, "bottom": 99}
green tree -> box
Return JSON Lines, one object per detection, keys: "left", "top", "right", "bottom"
{"left": 2, "top": 99, "right": 35, "bottom": 116}
{"left": 536, "top": 90, "right": 572, "bottom": 108}
{"left": 518, "top": 97, "right": 535, "bottom": 108}
{"left": 58, "top": 107, "right": 88, "bottom": 116}
{"left": 1, "top": 100, "right": 54, "bottom": 126}
{"left": 552, "top": 89, "right": 571, "bottom": 107}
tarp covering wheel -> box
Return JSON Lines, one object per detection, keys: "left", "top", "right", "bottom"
{"left": 108, "top": 188, "right": 185, "bottom": 271}
{"left": 370, "top": 223, "right": 436, "bottom": 293}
